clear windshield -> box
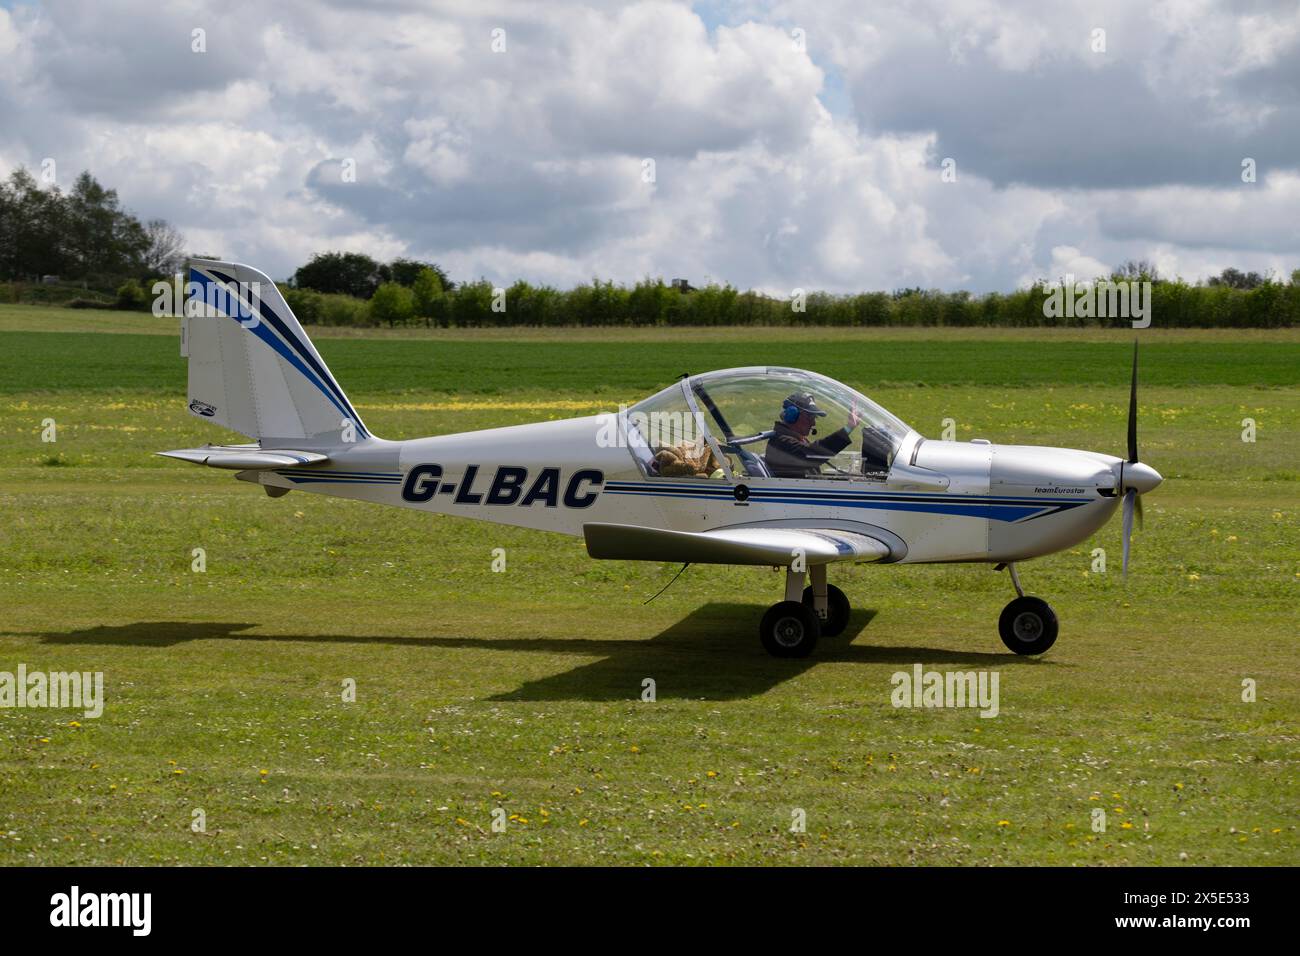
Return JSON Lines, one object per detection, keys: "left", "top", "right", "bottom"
{"left": 628, "top": 367, "right": 912, "bottom": 481}
{"left": 623, "top": 380, "right": 725, "bottom": 479}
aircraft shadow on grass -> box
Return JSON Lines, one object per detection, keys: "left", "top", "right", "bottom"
{"left": 34, "top": 603, "right": 1046, "bottom": 702}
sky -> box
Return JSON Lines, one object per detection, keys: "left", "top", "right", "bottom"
{"left": 1, "top": 0, "right": 1297, "bottom": 292}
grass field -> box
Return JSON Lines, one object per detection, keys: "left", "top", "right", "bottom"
{"left": 0, "top": 303, "right": 1296, "bottom": 866}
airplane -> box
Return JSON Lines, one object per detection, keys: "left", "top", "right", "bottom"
{"left": 160, "top": 258, "right": 1163, "bottom": 659}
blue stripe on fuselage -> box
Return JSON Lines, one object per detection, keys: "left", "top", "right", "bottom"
{"left": 602, "top": 482, "right": 1090, "bottom": 523}
{"left": 603, "top": 480, "right": 1090, "bottom": 505}
{"left": 277, "top": 475, "right": 399, "bottom": 485}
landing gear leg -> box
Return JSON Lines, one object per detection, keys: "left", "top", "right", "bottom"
{"left": 759, "top": 567, "right": 820, "bottom": 658}
{"left": 802, "top": 563, "right": 851, "bottom": 637}
{"left": 996, "top": 561, "right": 1058, "bottom": 656}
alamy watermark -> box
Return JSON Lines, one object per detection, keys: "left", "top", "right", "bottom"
{"left": 1, "top": 665, "right": 104, "bottom": 718}
{"left": 1041, "top": 274, "right": 1151, "bottom": 328}
{"left": 595, "top": 407, "right": 707, "bottom": 449}
{"left": 153, "top": 276, "right": 264, "bottom": 327}
{"left": 50, "top": 886, "right": 150, "bottom": 936}
{"left": 891, "top": 664, "right": 999, "bottom": 718}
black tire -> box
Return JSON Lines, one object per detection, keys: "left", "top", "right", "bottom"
{"left": 760, "top": 601, "right": 821, "bottom": 658}
{"left": 802, "top": 584, "right": 851, "bottom": 637}
{"left": 998, "top": 596, "right": 1059, "bottom": 655}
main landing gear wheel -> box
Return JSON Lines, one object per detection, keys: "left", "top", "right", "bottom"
{"left": 760, "top": 601, "right": 820, "bottom": 658}
{"left": 802, "top": 584, "right": 850, "bottom": 637}
{"left": 998, "top": 596, "right": 1059, "bottom": 655}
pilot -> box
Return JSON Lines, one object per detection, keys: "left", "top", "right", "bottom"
{"left": 763, "top": 392, "right": 860, "bottom": 479}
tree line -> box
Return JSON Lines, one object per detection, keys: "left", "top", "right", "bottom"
{"left": 284, "top": 257, "right": 1300, "bottom": 329}
{"left": 1, "top": 166, "right": 1296, "bottom": 326}
{"left": 0, "top": 168, "right": 184, "bottom": 307}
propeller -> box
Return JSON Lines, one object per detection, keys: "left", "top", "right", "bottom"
{"left": 1122, "top": 488, "right": 1135, "bottom": 575}
{"left": 1118, "top": 341, "right": 1162, "bottom": 574}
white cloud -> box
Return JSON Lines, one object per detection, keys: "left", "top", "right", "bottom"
{"left": 1039, "top": 245, "right": 1112, "bottom": 285}
{"left": 0, "top": 0, "right": 1293, "bottom": 290}
{"left": 403, "top": 118, "right": 472, "bottom": 185}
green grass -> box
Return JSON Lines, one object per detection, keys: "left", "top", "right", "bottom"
{"left": 0, "top": 310, "right": 1296, "bottom": 865}
{"left": 2, "top": 303, "right": 1299, "bottom": 397}
{"left": 4, "top": 329, "right": 1300, "bottom": 395}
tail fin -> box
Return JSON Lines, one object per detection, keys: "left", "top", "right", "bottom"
{"left": 181, "top": 259, "right": 369, "bottom": 444}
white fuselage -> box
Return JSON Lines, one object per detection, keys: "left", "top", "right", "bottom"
{"left": 248, "top": 413, "right": 1123, "bottom": 565}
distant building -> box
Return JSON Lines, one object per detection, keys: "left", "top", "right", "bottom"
{"left": 670, "top": 278, "right": 695, "bottom": 293}
{"left": 41, "top": 275, "right": 60, "bottom": 285}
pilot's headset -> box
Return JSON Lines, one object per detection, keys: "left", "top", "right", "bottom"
{"left": 782, "top": 395, "right": 820, "bottom": 433}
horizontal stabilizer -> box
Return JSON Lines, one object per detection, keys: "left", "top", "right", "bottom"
{"left": 157, "top": 444, "right": 329, "bottom": 470}
{"left": 584, "top": 522, "right": 890, "bottom": 566}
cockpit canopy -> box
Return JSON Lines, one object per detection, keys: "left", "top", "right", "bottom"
{"left": 625, "top": 367, "right": 913, "bottom": 481}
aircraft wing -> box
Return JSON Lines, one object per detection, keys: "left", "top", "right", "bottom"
{"left": 583, "top": 522, "right": 891, "bottom": 566}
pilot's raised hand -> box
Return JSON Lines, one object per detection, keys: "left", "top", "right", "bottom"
{"left": 847, "top": 402, "right": 862, "bottom": 430}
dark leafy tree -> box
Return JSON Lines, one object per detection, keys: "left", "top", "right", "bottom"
{"left": 293, "top": 251, "right": 386, "bottom": 298}
{"left": 0, "top": 168, "right": 70, "bottom": 280}
{"left": 1207, "top": 267, "right": 1266, "bottom": 290}
{"left": 63, "top": 172, "right": 148, "bottom": 280}
{"left": 387, "top": 257, "right": 451, "bottom": 290}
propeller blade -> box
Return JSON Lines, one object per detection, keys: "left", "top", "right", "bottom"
{"left": 1122, "top": 489, "right": 1135, "bottom": 575}
{"left": 1127, "top": 340, "right": 1139, "bottom": 463}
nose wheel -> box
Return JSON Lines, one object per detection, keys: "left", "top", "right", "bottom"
{"left": 998, "top": 596, "right": 1058, "bottom": 654}
{"left": 996, "top": 563, "right": 1058, "bottom": 655}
